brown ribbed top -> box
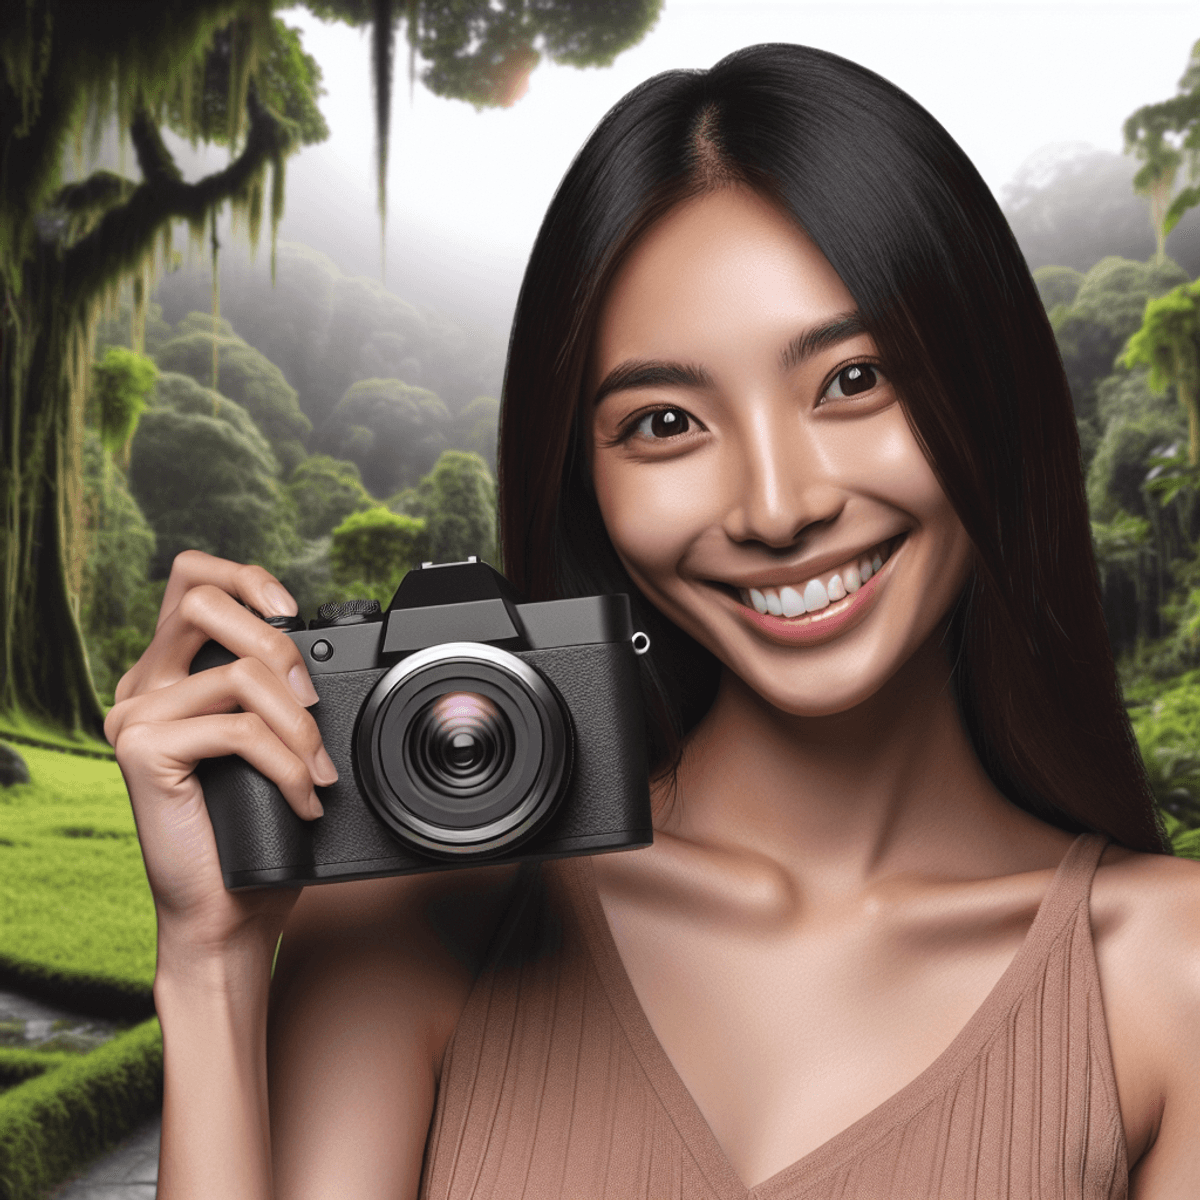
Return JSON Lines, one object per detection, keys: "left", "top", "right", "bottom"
{"left": 420, "top": 832, "right": 1127, "bottom": 1199}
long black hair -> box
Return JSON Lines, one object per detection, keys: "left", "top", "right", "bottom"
{"left": 498, "top": 43, "right": 1167, "bottom": 854}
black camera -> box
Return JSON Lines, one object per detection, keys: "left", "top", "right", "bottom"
{"left": 190, "top": 559, "right": 653, "bottom": 889}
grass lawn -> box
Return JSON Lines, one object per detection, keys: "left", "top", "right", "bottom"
{"left": 0, "top": 746, "right": 154, "bottom": 991}
{"left": 0, "top": 711, "right": 113, "bottom": 759}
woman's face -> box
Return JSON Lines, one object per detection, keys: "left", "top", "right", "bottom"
{"left": 587, "top": 186, "right": 975, "bottom": 717}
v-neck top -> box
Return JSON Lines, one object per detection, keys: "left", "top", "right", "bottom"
{"left": 419, "top": 832, "right": 1127, "bottom": 1199}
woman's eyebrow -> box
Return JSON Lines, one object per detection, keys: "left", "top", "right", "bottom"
{"left": 591, "top": 360, "right": 713, "bottom": 407}
{"left": 779, "top": 312, "right": 868, "bottom": 371}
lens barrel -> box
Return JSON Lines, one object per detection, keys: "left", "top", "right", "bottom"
{"left": 355, "top": 643, "right": 572, "bottom": 856}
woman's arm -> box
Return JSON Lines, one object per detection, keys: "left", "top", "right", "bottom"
{"left": 154, "top": 935, "right": 280, "bottom": 1198}
{"left": 266, "top": 865, "right": 521, "bottom": 1200}
{"left": 1119, "top": 856, "right": 1200, "bottom": 1199}
{"left": 107, "top": 551, "right": 336, "bottom": 1198}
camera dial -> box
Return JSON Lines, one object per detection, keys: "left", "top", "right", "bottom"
{"left": 355, "top": 642, "right": 573, "bottom": 857}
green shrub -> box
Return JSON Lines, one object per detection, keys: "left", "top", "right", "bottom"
{"left": 0, "top": 1018, "right": 162, "bottom": 1200}
{"left": 330, "top": 506, "right": 427, "bottom": 597}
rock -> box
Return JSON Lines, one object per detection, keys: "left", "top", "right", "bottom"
{"left": 0, "top": 741, "right": 30, "bottom": 786}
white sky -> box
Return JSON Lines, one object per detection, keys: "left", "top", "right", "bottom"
{"left": 249, "top": 2, "right": 1200, "bottom": 331}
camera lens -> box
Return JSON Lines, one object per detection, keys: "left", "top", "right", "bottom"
{"left": 408, "top": 692, "right": 513, "bottom": 796}
{"left": 355, "top": 643, "right": 572, "bottom": 857}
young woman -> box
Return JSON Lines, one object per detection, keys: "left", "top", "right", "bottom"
{"left": 107, "top": 44, "right": 1200, "bottom": 1199}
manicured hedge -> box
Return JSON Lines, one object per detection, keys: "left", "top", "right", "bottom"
{"left": 0, "top": 1049, "right": 74, "bottom": 1091}
{"left": 0, "top": 741, "right": 160, "bottom": 1198}
{"left": 0, "top": 1018, "right": 162, "bottom": 1200}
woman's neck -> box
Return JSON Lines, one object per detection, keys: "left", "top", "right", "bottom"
{"left": 657, "top": 633, "right": 1038, "bottom": 892}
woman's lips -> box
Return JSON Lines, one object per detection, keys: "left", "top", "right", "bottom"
{"left": 727, "top": 538, "right": 902, "bottom": 647}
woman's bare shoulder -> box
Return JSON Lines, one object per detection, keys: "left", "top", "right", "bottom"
{"left": 276, "top": 862, "right": 524, "bottom": 1006}
{"left": 266, "top": 864, "right": 523, "bottom": 1196}
{"left": 1090, "top": 845, "right": 1200, "bottom": 1192}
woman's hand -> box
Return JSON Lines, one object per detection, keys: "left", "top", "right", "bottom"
{"left": 105, "top": 550, "right": 337, "bottom": 965}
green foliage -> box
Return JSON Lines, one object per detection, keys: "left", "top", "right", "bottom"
{"left": 324, "top": 377, "right": 451, "bottom": 496}
{"left": 286, "top": 454, "right": 373, "bottom": 539}
{"left": 1122, "top": 278, "right": 1200, "bottom": 393}
{"left": 0, "top": 1018, "right": 162, "bottom": 1200}
{"left": 164, "top": 17, "right": 330, "bottom": 150}
{"left": 1124, "top": 38, "right": 1200, "bottom": 244}
{"left": 274, "top": 535, "right": 335, "bottom": 621}
{"left": 1091, "top": 510, "right": 1152, "bottom": 580}
{"left": 455, "top": 394, "right": 499, "bottom": 471}
{"left": 156, "top": 314, "right": 313, "bottom": 473}
{"left": 94, "top": 296, "right": 173, "bottom": 359}
{"left": 1052, "top": 255, "right": 1188, "bottom": 431}
{"left": 1033, "top": 265, "right": 1084, "bottom": 310}
{"left": 130, "top": 373, "right": 298, "bottom": 577}
{"left": 77, "top": 431, "right": 160, "bottom": 702}
{"left": 88, "top": 348, "right": 158, "bottom": 459}
{"left": 1087, "top": 408, "right": 1185, "bottom": 521}
{"left": 308, "top": 0, "right": 663, "bottom": 107}
{"left": 1131, "top": 670, "right": 1200, "bottom": 815}
{"left": 330, "top": 506, "right": 428, "bottom": 599}
{"left": 1123, "top": 278, "right": 1200, "bottom": 466}
{"left": 422, "top": 449, "right": 497, "bottom": 565}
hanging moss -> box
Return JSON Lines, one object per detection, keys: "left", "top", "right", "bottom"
{"left": 0, "top": 1, "right": 328, "bottom": 733}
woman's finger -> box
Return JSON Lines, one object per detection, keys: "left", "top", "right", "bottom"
{"left": 116, "top": 584, "right": 317, "bottom": 706}
{"left": 156, "top": 550, "right": 297, "bottom": 633}
{"left": 106, "top": 656, "right": 338, "bottom": 790}
{"left": 115, "top": 711, "right": 326, "bottom": 822}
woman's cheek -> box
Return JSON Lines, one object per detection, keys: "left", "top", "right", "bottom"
{"left": 594, "top": 455, "right": 715, "bottom": 589}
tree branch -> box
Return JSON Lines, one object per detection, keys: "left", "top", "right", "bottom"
{"left": 129, "top": 110, "right": 184, "bottom": 188}
{"left": 61, "top": 83, "right": 289, "bottom": 305}
{"left": 52, "top": 170, "right": 129, "bottom": 215}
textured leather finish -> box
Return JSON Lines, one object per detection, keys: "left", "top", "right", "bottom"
{"left": 199, "top": 641, "right": 651, "bottom": 888}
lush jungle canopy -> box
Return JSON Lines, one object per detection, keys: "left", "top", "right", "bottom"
{"left": 0, "top": 0, "right": 662, "bottom": 736}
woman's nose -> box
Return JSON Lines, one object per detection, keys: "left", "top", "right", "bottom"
{"left": 720, "top": 410, "right": 844, "bottom": 549}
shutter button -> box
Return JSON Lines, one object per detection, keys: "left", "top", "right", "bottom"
{"left": 311, "top": 639, "right": 334, "bottom": 662}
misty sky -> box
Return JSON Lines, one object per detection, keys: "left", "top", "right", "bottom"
{"left": 181, "top": 1, "right": 1199, "bottom": 335}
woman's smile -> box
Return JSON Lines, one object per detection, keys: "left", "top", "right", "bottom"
{"left": 588, "top": 185, "right": 975, "bottom": 716}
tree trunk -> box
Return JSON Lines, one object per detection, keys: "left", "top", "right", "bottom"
{"left": 1, "top": 90, "right": 287, "bottom": 737}
{"left": 1, "top": 246, "right": 106, "bottom": 735}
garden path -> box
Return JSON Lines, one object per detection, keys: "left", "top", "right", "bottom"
{"left": 0, "top": 988, "right": 160, "bottom": 1197}
{"left": 46, "top": 1118, "right": 160, "bottom": 1199}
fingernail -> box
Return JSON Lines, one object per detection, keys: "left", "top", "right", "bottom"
{"left": 309, "top": 792, "right": 325, "bottom": 820}
{"left": 265, "top": 583, "right": 297, "bottom": 616}
{"left": 288, "top": 665, "right": 319, "bottom": 707}
{"left": 312, "top": 746, "right": 339, "bottom": 786}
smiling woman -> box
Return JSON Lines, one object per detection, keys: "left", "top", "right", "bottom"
{"left": 106, "top": 40, "right": 1200, "bottom": 1200}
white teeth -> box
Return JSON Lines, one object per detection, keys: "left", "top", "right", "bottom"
{"left": 803, "top": 579, "right": 830, "bottom": 611}
{"left": 779, "top": 586, "right": 805, "bottom": 617}
{"left": 738, "top": 540, "right": 894, "bottom": 618}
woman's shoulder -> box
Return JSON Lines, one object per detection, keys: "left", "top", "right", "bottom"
{"left": 274, "top": 862, "right": 524, "bottom": 1049}
{"left": 1089, "top": 842, "right": 1200, "bottom": 1180}
{"left": 1090, "top": 841, "right": 1200, "bottom": 1004}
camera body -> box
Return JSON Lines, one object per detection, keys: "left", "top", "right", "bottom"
{"left": 191, "top": 560, "right": 652, "bottom": 890}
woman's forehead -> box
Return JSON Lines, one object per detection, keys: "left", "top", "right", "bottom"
{"left": 590, "top": 187, "right": 860, "bottom": 380}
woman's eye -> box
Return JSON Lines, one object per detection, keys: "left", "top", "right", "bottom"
{"left": 631, "top": 407, "right": 692, "bottom": 440}
{"left": 823, "top": 363, "right": 881, "bottom": 400}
